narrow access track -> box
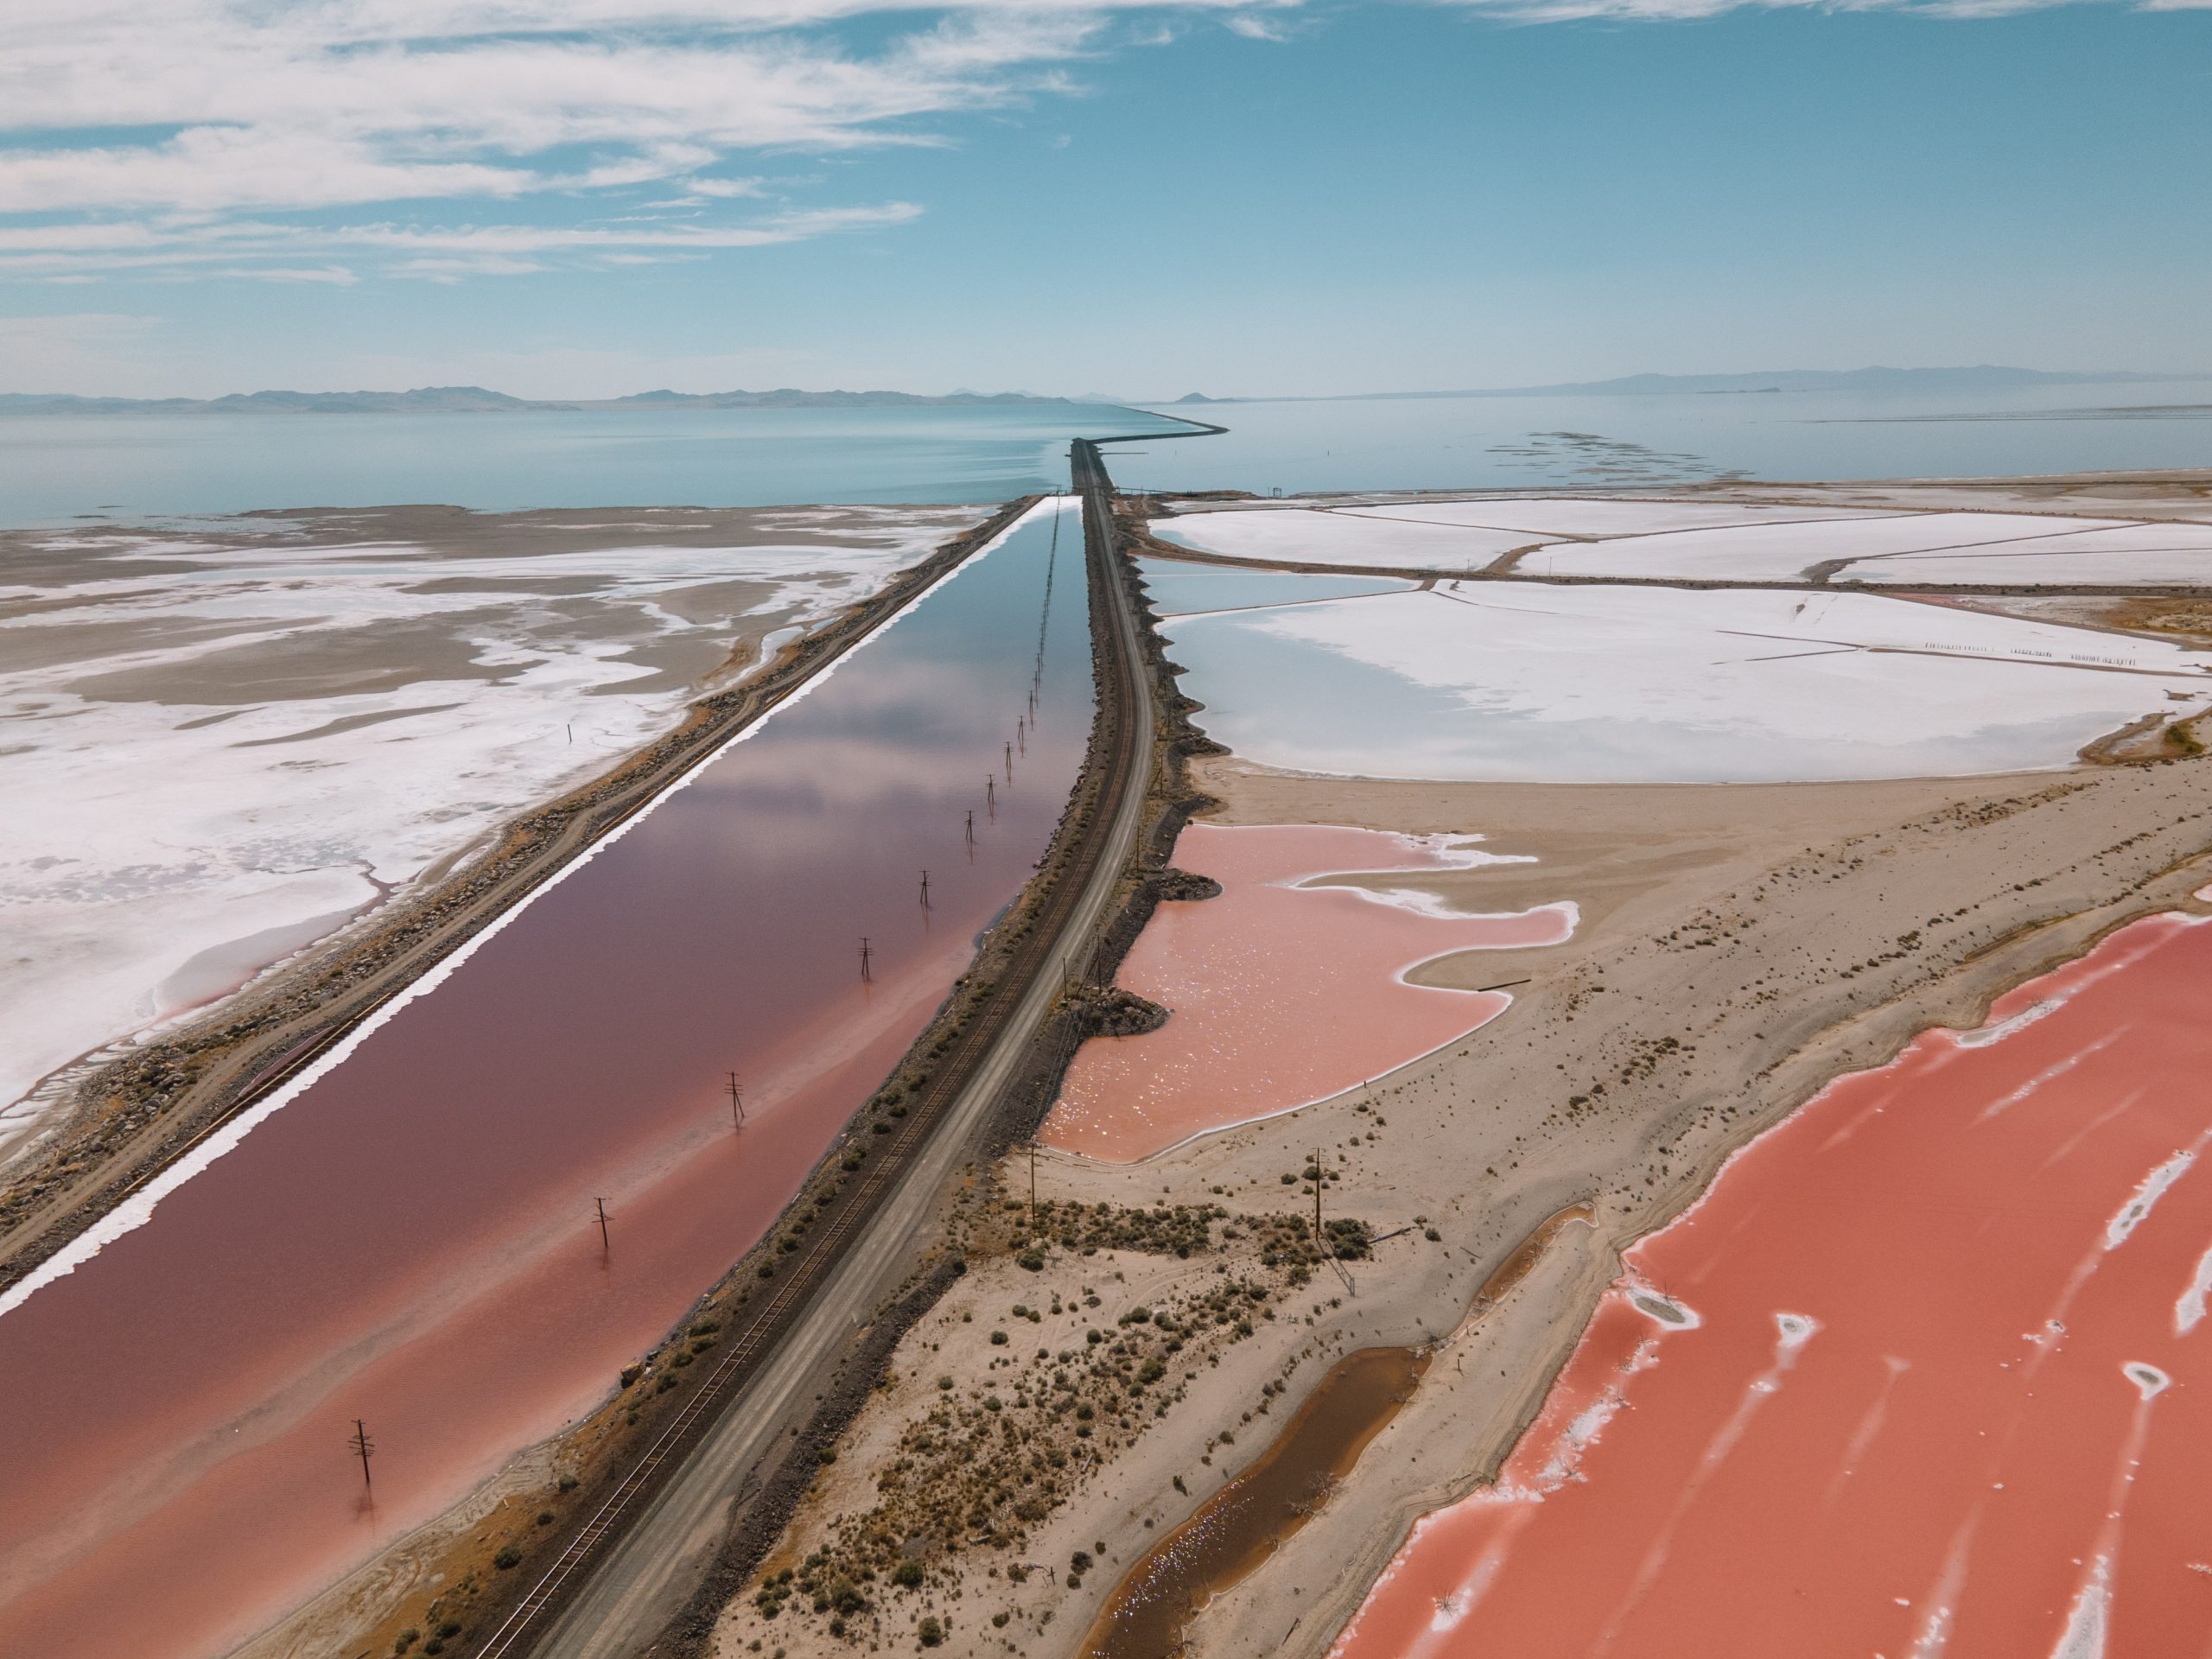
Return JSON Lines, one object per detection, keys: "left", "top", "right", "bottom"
{"left": 483, "top": 442, "right": 1166, "bottom": 1659}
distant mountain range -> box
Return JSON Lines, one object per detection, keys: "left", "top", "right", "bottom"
{"left": 0, "top": 385, "right": 1108, "bottom": 416}
{"left": 1141, "top": 366, "right": 2212, "bottom": 405}
{"left": 11, "top": 366, "right": 2208, "bottom": 417}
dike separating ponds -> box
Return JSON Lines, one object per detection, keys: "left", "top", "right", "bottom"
{"left": 469, "top": 429, "right": 1224, "bottom": 1659}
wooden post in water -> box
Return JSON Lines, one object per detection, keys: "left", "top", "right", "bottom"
{"left": 965, "top": 810, "right": 976, "bottom": 845}
{"left": 728, "top": 1071, "right": 746, "bottom": 1129}
{"left": 986, "top": 775, "right": 995, "bottom": 811}
{"left": 594, "top": 1197, "right": 610, "bottom": 1253}
{"left": 859, "top": 937, "right": 874, "bottom": 982}
{"left": 918, "top": 869, "right": 931, "bottom": 909}
{"left": 1004, "top": 740, "right": 1014, "bottom": 780}
{"left": 349, "top": 1419, "right": 375, "bottom": 1489}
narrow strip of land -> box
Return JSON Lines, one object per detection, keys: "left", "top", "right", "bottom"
{"left": 481, "top": 445, "right": 1158, "bottom": 1658}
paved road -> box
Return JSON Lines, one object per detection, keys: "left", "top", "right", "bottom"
{"left": 527, "top": 451, "right": 1156, "bottom": 1659}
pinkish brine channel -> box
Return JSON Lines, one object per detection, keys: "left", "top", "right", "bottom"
{"left": 0, "top": 503, "right": 1089, "bottom": 1659}
{"left": 1330, "top": 909, "right": 2212, "bottom": 1659}
{"left": 1043, "top": 823, "right": 1574, "bottom": 1163}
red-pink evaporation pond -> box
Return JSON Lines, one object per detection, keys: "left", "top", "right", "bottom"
{"left": 1332, "top": 909, "right": 2212, "bottom": 1659}
{"left": 0, "top": 511, "right": 1088, "bottom": 1659}
{"left": 1044, "top": 823, "right": 1573, "bottom": 1162}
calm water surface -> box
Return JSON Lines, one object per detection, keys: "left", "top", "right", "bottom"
{"left": 0, "top": 502, "right": 1090, "bottom": 1659}
{"left": 1114, "top": 383, "right": 2212, "bottom": 496}
{"left": 0, "top": 404, "right": 1188, "bottom": 524}
{"left": 11, "top": 381, "right": 2207, "bottom": 530}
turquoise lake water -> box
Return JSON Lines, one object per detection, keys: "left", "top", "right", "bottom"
{"left": 1109, "top": 382, "right": 2212, "bottom": 498}
{"left": 4, "top": 380, "right": 2205, "bottom": 527}
{"left": 0, "top": 404, "right": 1190, "bottom": 525}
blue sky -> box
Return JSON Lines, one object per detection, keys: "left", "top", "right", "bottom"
{"left": 2, "top": 0, "right": 2207, "bottom": 398}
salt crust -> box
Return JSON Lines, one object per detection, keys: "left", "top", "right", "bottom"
{"left": 0, "top": 508, "right": 980, "bottom": 1141}
{"left": 1154, "top": 500, "right": 2211, "bottom": 586}
{"left": 1157, "top": 582, "right": 2212, "bottom": 785}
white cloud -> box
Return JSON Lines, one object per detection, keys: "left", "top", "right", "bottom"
{"left": 1429, "top": 0, "right": 2140, "bottom": 17}
{"left": 0, "top": 202, "right": 927, "bottom": 282}
{"left": 683, "top": 176, "right": 769, "bottom": 198}
{"left": 0, "top": 0, "right": 1294, "bottom": 283}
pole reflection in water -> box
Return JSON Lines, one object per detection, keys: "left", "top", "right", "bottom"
{"left": 0, "top": 500, "right": 1090, "bottom": 1659}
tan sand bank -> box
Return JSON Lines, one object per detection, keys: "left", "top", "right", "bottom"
{"left": 704, "top": 734, "right": 2212, "bottom": 1659}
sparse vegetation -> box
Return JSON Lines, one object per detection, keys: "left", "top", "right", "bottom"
{"left": 725, "top": 1201, "right": 1366, "bottom": 1650}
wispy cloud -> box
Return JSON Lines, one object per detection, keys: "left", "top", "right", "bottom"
{"left": 0, "top": 203, "right": 927, "bottom": 281}
{"left": 0, "top": 0, "right": 1291, "bottom": 283}
{"left": 1432, "top": 0, "right": 2190, "bottom": 19}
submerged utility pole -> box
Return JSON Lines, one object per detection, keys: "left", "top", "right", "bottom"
{"left": 1004, "top": 740, "right": 1014, "bottom": 780}
{"left": 986, "top": 776, "right": 995, "bottom": 812}
{"left": 858, "top": 937, "right": 873, "bottom": 982}
{"left": 918, "top": 869, "right": 931, "bottom": 908}
{"left": 594, "top": 1197, "right": 611, "bottom": 1253}
{"left": 728, "top": 1071, "right": 746, "bottom": 1128}
{"left": 964, "top": 810, "right": 976, "bottom": 845}
{"left": 349, "top": 1419, "right": 375, "bottom": 1489}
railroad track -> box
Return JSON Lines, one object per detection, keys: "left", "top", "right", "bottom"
{"left": 477, "top": 448, "right": 1160, "bottom": 1658}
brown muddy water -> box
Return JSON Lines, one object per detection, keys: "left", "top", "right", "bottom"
{"left": 0, "top": 501, "right": 1089, "bottom": 1659}
{"left": 1080, "top": 1345, "right": 1429, "bottom": 1659}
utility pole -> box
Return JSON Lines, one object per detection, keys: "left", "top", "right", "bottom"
{"left": 1004, "top": 740, "right": 1014, "bottom": 780}
{"left": 964, "top": 810, "right": 976, "bottom": 845}
{"left": 858, "top": 937, "right": 873, "bottom": 982}
{"left": 727, "top": 1071, "right": 745, "bottom": 1129}
{"left": 1313, "top": 1149, "right": 1324, "bottom": 1249}
{"left": 594, "top": 1197, "right": 611, "bottom": 1253}
{"left": 1028, "top": 1141, "right": 1039, "bottom": 1231}
{"left": 986, "top": 776, "right": 995, "bottom": 813}
{"left": 349, "top": 1419, "right": 375, "bottom": 1489}
{"left": 918, "top": 869, "right": 931, "bottom": 908}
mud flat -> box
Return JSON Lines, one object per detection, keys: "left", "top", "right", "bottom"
{"left": 1081, "top": 1344, "right": 1426, "bottom": 1659}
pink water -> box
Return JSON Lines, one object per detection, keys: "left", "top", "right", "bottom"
{"left": 0, "top": 510, "right": 1090, "bottom": 1658}
{"left": 1332, "top": 910, "right": 2212, "bottom": 1659}
{"left": 1043, "top": 823, "right": 1573, "bottom": 1162}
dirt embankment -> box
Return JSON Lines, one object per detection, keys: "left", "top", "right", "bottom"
{"left": 0, "top": 499, "right": 1037, "bottom": 1295}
